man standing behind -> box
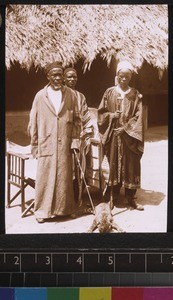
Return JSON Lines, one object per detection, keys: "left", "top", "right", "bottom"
{"left": 64, "top": 68, "right": 94, "bottom": 200}
{"left": 28, "top": 62, "right": 80, "bottom": 223}
{"left": 64, "top": 68, "right": 93, "bottom": 153}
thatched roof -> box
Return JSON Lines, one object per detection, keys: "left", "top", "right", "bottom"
{"left": 6, "top": 4, "right": 168, "bottom": 72}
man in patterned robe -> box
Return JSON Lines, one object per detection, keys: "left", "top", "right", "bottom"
{"left": 98, "top": 61, "right": 144, "bottom": 210}
{"left": 64, "top": 68, "right": 94, "bottom": 202}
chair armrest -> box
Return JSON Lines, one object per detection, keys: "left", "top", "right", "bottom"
{"left": 6, "top": 151, "right": 32, "bottom": 160}
{"left": 6, "top": 140, "right": 32, "bottom": 160}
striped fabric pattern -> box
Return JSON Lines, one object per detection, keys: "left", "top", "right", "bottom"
{"left": 75, "top": 91, "right": 94, "bottom": 154}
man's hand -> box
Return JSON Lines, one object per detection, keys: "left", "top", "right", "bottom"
{"left": 114, "top": 110, "right": 122, "bottom": 118}
{"left": 31, "top": 146, "right": 38, "bottom": 159}
{"left": 113, "top": 127, "right": 124, "bottom": 136}
{"left": 71, "top": 147, "right": 80, "bottom": 154}
{"left": 71, "top": 139, "right": 80, "bottom": 152}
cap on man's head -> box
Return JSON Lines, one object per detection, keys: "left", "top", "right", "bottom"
{"left": 64, "top": 67, "right": 77, "bottom": 76}
{"left": 45, "top": 61, "right": 63, "bottom": 74}
{"left": 117, "top": 60, "right": 134, "bottom": 74}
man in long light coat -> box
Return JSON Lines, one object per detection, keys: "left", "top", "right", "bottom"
{"left": 28, "top": 62, "right": 81, "bottom": 223}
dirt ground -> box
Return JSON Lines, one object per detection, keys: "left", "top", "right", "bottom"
{"left": 5, "top": 126, "right": 168, "bottom": 234}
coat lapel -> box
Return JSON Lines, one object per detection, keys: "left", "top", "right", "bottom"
{"left": 43, "top": 85, "right": 72, "bottom": 116}
{"left": 43, "top": 85, "right": 57, "bottom": 115}
{"left": 44, "top": 85, "right": 67, "bottom": 116}
{"left": 58, "top": 85, "right": 66, "bottom": 116}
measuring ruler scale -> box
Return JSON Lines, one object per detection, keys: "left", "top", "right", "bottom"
{"left": 0, "top": 250, "right": 173, "bottom": 287}
{"left": 1, "top": 251, "right": 173, "bottom": 273}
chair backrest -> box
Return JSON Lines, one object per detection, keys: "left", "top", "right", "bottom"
{"left": 7, "top": 152, "right": 27, "bottom": 187}
{"left": 6, "top": 142, "right": 35, "bottom": 214}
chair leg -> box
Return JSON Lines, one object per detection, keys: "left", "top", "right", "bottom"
{"left": 9, "top": 189, "right": 22, "bottom": 204}
{"left": 6, "top": 181, "right": 11, "bottom": 208}
{"left": 21, "top": 200, "right": 35, "bottom": 218}
{"left": 21, "top": 181, "right": 25, "bottom": 213}
{"left": 21, "top": 159, "right": 25, "bottom": 213}
{"left": 7, "top": 154, "right": 11, "bottom": 208}
{"left": 78, "top": 179, "right": 83, "bottom": 206}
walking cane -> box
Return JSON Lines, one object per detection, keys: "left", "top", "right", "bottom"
{"left": 109, "top": 97, "right": 122, "bottom": 209}
{"left": 109, "top": 132, "right": 118, "bottom": 209}
{"left": 73, "top": 149, "right": 95, "bottom": 213}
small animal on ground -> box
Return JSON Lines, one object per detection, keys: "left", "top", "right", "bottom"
{"left": 88, "top": 202, "right": 124, "bottom": 233}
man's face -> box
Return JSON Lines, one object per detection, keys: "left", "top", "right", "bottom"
{"left": 64, "top": 71, "right": 77, "bottom": 89}
{"left": 47, "top": 68, "right": 63, "bottom": 90}
{"left": 117, "top": 69, "right": 132, "bottom": 89}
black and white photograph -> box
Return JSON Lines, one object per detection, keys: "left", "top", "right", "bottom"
{"left": 5, "top": 4, "right": 168, "bottom": 234}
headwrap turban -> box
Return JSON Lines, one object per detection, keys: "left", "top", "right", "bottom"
{"left": 45, "top": 61, "right": 63, "bottom": 74}
{"left": 116, "top": 61, "right": 134, "bottom": 74}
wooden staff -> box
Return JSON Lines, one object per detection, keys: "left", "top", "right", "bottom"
{"left": 109, "top": 97, "right": 122, "bottom": 209}
{"left": 73, "top": 149, "right": 95, "bottom": 213}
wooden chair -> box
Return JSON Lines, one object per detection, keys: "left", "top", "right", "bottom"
{"left": 6, "top": 138, "right": 103, "bottom": 215}
{"left": 6, "top": 141, "right": 36, "bottom": 217}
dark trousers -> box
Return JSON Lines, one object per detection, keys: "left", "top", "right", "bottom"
{"left": 105, "top": 185, "right": 137, "bottom": 201}
{"left": 125, "top": 188, "right": 137, "bottom": 199}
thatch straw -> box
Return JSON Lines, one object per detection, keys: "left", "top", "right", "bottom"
{"left": 6, "top": 4, "right": 168, "bottom": 72}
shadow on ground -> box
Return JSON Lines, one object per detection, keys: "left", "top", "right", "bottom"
{"left": 103, "top": 188, "right": 165, "bottom": 210}
{"left": 36, "top": 186, "right": 166, "bottom": 224}
{"left": 137, "top": 189, "right": 165, "bottom": 206}
{"left": 85, "top": 185, "right": 165, "bottom": 208}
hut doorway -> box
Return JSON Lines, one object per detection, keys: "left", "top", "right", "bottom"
{"left": 74, "top": 56, "right": 116, "bottom": 108}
